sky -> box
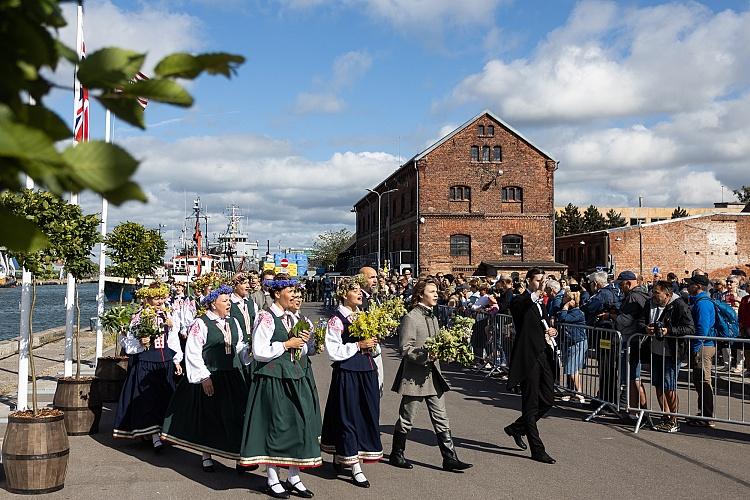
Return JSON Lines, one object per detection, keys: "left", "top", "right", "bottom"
{"left": 48, "top": 0, "right": 750, "bottom": 254}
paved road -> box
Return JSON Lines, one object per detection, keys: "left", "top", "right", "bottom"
{"left": 1, "top": 303, "right": 749, "bottom": 499}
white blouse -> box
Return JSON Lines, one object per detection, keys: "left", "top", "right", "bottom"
{"left": 252, "top": 303, "right": 308, "bottom": 362}
{"left": 121, "top": 307, "right": 183, "bottom": 363}
{"left": 325, "top": 304, "right": 361, "bottom": 362}
{"left": 184, "top": 311, "right": 248, "bottom": 383}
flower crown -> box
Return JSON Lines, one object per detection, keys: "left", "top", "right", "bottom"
{"left": 263, "top": 279, "right": 299, "bottom": 289}
{"left": 200, "top": 284, "right": 234, "bottom": 306}
{"left": 135, "top": 282, "right": 170, "bottom": 300}
{"left": 336, "top": 276, "right": 361, "bottom": 299}
{"left": 193, "top": 272, "right": 224, "bottom": 292}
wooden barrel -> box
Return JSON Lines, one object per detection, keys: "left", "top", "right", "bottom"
{"left": 94, "top": 356, "right": 128, "bottom": 402}
{"left": 53, "top": 377, "right": 102, "bottom": 436}
{"left": 2, "top": 411, "right": 69, "bottom": 494}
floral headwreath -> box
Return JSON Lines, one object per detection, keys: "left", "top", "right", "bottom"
{"left": 263, "top": 279, "right": 299, "bottom": 289}
{"left": 335, "top": 276, "right": 361, "bottom": 300}
{"left": 135, "top": 282, "right": 170, "bottom": 300}
{"left": 200, "top": 284, "right": 234, "bottom": 306}
{"left": 193, "top": 272, "right": 224, "bottom": 292}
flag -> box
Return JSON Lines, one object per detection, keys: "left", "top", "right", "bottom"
{"left": 132, "top": 71, "right": 150, "bottom": 109}
{"left": 73, "top": 6, "right": 88, "bottom": 144}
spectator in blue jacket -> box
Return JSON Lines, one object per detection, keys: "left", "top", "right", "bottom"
{"left": 545, "top": 279, "right": 565, "bottom": 320}
{"left": 687, "top": 274, "right": 716, "bottom": 427}
{"left": 581, "top": 271, "right": 622, "bottom": 327}
{"left": 556, "top": 291, "right": 587, "bottom": 403}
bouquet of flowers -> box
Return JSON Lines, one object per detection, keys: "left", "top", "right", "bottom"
{"left": 288, "top": 317, "right": 313, "bottom": 362}
{"left": 131, "top": 306, "right": 160, "bottom": 348}
{"left": 425, "top": 316, "right": 475, "bottom": 367}
{"left": 349, "top": 297, "right": 407, "bottom": 350}
{"left": 313, "top": 319, "right": 327, "bottom": 354}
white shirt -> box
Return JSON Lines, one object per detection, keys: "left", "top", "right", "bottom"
{"left": 121, "top": 307, "right": 183, "bottom": 363}
{"left": 253, "top": 303, "right": 308, "bottom": 362}
{"left": 184, "top": 311, "right": 248, "bottom": 383}
{"left": 326, "top": 304, "right": 361, "bottom": 362}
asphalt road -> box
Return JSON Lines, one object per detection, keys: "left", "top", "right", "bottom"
{"left": 2, "top": 303, "right": 749, "bottom": 499}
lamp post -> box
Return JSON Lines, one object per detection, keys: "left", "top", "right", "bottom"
{"left": 366, "top": 188, "right": 398, "bottom": 270}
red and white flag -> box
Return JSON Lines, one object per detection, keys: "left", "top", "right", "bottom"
{"left": 73, "top": 7, "right": 88, "bottom": 144}
{"left": 131, "top": 71, "right": 150, "bottom": 109}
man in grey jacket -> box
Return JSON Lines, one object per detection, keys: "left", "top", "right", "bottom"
{"left": 389, "top": 279, "right": 472, "bottom": 472}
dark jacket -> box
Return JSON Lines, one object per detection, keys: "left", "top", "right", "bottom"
{"left": 615, "top": 287, "right": 650, "bottom": 337}
{"left": 582, "top": 283, "right": 622, "bottom": 327}
{"left": 508, "top": 292, "right": 553, "bottom": 387}
{"left": 643, "top": 294, "right": 695, "bottom": 356}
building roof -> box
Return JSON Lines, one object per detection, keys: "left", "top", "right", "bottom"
{"left": 354, "top": 110, "right": 555, "bottom": 209}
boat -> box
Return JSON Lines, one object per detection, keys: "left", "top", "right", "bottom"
{"left": 209, "top": 204, "right": 260, "bottom": 273}
{"left": 0, "top": 252, "right": 17, "bottom": 288}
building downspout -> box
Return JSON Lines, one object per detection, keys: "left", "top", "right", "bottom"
{"left": 415, "top": 160, "right": 420, "bottom": 274}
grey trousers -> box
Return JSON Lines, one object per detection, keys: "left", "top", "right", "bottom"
{"left": 394, "top": 394, "right": 450, "bottom": 434}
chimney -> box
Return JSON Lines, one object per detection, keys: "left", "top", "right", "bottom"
{"left": 638, "top": 195, "right": 643, "bottom": 208}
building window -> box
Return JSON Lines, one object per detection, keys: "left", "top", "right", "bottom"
{"left": 400, "top": 193, "right": 406, "bottom": 214}
{"left": 450, "top": 234, "right": 471, "bottom": 256}
{"left": 502, "top": 234, "right": 523, "bottom": 256}
{"left": 493, "top": 146, "right": 502, "bottom": 162}
{"left": 482, "top": 145, "right": 490, "bottom": 162}
{"left": 449, "top": 185, "right": 471, "bottom": 201}
{"left": 478, "top": 125, "right": 485, "bottom": 136}
{"left": 629, "top": 218, "right": 646, "bottom": 226}
{"left": 470, "top": 146, "right": 479, "bottom": 161}
{"left": 487, "top": 125, "right": 494, "bottom": 136}
{"left": 502, "top": 186, "right": 522, "bottom": 202}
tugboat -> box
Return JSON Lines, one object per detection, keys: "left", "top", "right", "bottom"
{"left": 210, "top": 204, "right": 260, "bottom": 273}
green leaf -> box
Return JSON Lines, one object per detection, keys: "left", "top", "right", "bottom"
{"left": 61, "top": 141, "right": 139, "bottom": 193}
{"left": 77, "top": 48, "right": 145, "bottom": 89}
{"left": 17, "top": 104, "right": 73, "bottom": 142}
{"left": 0, "top": 208, "right": 49, "bottom": 253}
{"left": 0, "top": 118, "right": 64, "bottom": 164}
{"left": 101, "top": 181, "right": 148, "bottom": 206}
{"left": 121, "top": 79, "right": 193, "bottom": 106}
{"left": 154, "top": 52, "right": 245, "bottom": 79}
{"left": 95, "top": 94, "right": 145, "bottom": 129}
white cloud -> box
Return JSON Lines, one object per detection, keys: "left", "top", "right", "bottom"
{"left": 80, "top": 134, "right": 400, "bottom": 248}
{"left": 293, "top": 50, "right": 372, "bottom": 114}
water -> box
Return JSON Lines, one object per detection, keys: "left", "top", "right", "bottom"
{"left": 0, "top": 282, "right": 100, "bottom": 340}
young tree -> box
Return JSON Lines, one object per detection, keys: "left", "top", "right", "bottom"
{"left": 556, "top": 203, "right": 584, "bottom": 236}
{"left": 0, "top": 0, "right": 244, "bottom": 254}
{"left": 733, "top": 185, "right": 750, "bottom": 203}
{"left": 582, "top": 205, "right": 608, "bottom": 232}
{"left": 310, "top": 229, "right": 354, "bottom": 269}
{"left": 106, "top": 222, "right": 167, "bottom": 301}
{"left": 605, "top": 209, "right": 627, "bottom": 228}
{"left": 671, "top": 206, "right": 689, "bottom": 219}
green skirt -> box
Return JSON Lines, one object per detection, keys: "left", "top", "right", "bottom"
{"left": 238, "top": 371, "right": 322, "bottom": 468}
{"left": 161, "top": 369, "right": 247, "bottom": 459}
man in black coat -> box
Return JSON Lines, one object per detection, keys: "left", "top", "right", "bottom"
{"left": 504, "top": 268, "right": 557, "bottom": 464}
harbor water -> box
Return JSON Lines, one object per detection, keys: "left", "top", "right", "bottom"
{"left": 0, "top": 282, "right": 99, "bottom": 341}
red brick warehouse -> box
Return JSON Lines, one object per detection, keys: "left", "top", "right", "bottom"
{"left": 352, "top": 110, "right": 565, "bottom": 277}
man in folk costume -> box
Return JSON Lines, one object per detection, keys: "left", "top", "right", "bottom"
{"left": 358, "top": 266, "right": 385, "bottom": 394}
{"left": 389, "top": 279, "right": 473, "bottom": 472}
{"left": 504, "top": 268, "right": 558, "bottom": 464}
{"left": 251, "top": 268, "right": 276, "bottom": 311}
{"left": 229, "top": 272, "right": 259, "bottom": 381}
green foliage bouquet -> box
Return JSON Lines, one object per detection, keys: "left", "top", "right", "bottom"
{"left": 131, "top": 306, "right": 160, "bottom": 348}
{"left": 313, "top": 319, "right": 327, "bottom": 354}
{"left": 100, "top": 303, "right": 137, "bottom": 345}
{"left": 349, "top": 297, "right": 407, "bottom": 349}
{"left": 425, "top": 316, "right": 475, "bottom": 366}
{"left": 288, "top": 317, "right": 313, "bottom": 362}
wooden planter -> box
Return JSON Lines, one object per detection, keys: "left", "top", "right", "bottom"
{"left": 94, "top": 356, "right": 128, "bottom": 403}
{"left": 2, "top": 409, "right": 69, "bottom": 494}
{"left": 53, "top": 377, "right": 102, "bottom": 436}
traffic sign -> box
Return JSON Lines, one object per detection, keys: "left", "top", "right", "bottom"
{"left": 652, "top": 266, "right": 660, "bottom": 274}
{"left": 280, "top": 258, "right": 289, "bottom": 268}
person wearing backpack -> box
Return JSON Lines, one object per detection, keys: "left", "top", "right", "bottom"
{"left": 686, "top": 274, "right": 716, "bottom": 427}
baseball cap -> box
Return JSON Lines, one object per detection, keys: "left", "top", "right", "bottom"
{"left": 616, "top": 271, "right": 637, "bottom": 281}
{"left": 688, "top": 275, "right": 710, "bottom": 287}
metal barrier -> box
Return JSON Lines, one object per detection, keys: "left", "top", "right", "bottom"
{"left": 625, "top": 334, "right": 750, "bottom": 433}
{"left": 555, "top": 323, "right": 623, "bottom": 421}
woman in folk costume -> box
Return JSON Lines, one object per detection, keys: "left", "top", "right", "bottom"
{"left": 288, "top": 287, "right": 320, "bottom": 400}
{"left": 229, "top": 272, "right": 259, "bottom": 382}
{"left": 321, "top": 278, "right": 382, "bottom": 488}
{"left": 160, "top": 285, "right": 251, "bottom": 473}
{"left": 239, "top": 275, "right": 321, "bottom": 499}
{"left": 389, "top": 279, "right": 472, "bottom": 472}
{"left": 113, "top": 282, "right": 183, "bottom": 452}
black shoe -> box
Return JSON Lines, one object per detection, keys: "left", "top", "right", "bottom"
{"left": 201, "top": 459, "right": 215, "bottom": 473}
{"left": 236, "top": 463, "right": 258, "bottom": 474}
{"left": 352, "top": 471, "right": 370, "bottom": 488}
{"left": 437, "top": 431, "right": 473, "bottom": 472}
{"left": 389, "top": 431, "right": 413, "bottom": 469}
{"left": 284, "top": 480, "right": 314, "bottom": 498}
{"left": 333, "top": 462, "right": 346, "bottom": 474}
{"left": 152, "top": 440, "right": 164, "bottom": 454}
{"left": 504, "top": 425, "right": 527, "bottom": 451}
{"left": 265, "top": 483, "right": 290, "bottom": 499}
{"left": 531, "top": 453, "right": 556, "bottom": 464}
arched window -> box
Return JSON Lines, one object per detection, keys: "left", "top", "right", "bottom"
{"left": 449, "top": 185, "right": 471, "bottom": 201}
{"left": 470, "top": 146, "right": 479, "bottom": 161}
{"left": 450, "top": 234, "right": 471, "bottom": 257}
{"left": 502, "top": 186, "right": 523, "bottom": 202}
{"left": 481, "top": 145, "right": 490, "bottom": 162}
{"left": 502, "top": 234, "right": 523, "bottom": 256}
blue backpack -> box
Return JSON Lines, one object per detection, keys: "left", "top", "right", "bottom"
{"left": 698, "top": 297, "right": 739, "bottom": 338}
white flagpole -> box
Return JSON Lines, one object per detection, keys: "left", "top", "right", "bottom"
{"left": 64, "top": 0, "right": 84, "bottom": 377}
{"left": 95, "top": 111, "right": 111, "bottom": 365}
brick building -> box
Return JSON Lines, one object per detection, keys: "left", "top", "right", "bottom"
{"left": 555, "top": 212, "right": 750, "bottom": 279}
{"left": 351, "top": 110, "right": 564, "bottom": 277}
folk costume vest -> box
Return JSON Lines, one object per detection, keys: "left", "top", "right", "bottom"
{"left": 200, "top": 314, "right": 242, "bottom": 372}
{"left": 253, "top": 313, "right": 307, "bottom": 379}
{"left": 230, "top": 297, "right": 255, "bottom": 344}
{"left": 333, "top": 310, "right": 375, "bottom": 372}
{"left": 138, "top": 308, "right": 175, "bottom": 363}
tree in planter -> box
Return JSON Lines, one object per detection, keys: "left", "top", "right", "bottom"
{"left": 105, "top": 222, "right": 167, "bottom": 303}
{"left": 671, "top": 206, "right": 689, "bottom": 219}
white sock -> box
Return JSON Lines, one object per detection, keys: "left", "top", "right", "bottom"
{"left": 352, "top": 461, "right": 366, "bottom": 481}
{"left": 267, "top": 466, "right": 285, "bottom": 493}
{"left": 288, "top": 466, "right": 307, "bottom": 490}
{"left": 201, "top": 452, "right": 212, "bottom": 462}
{"left": 151, "top": 434, "right": 161, "bottom": 445}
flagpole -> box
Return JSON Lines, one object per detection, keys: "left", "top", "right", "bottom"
{"left": 95, "top": 110, "right": 111, "bottom": 365}
{"left": 64, "top": 0, "right": 85, "bottom": 377}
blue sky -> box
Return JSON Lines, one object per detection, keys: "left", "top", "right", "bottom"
{"left": 49, "top": 0, "right": 750, "bottom": 250}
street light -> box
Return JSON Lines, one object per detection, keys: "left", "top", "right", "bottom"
{"left": 366, "top": 187, "right": 398, "bottom": 270}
